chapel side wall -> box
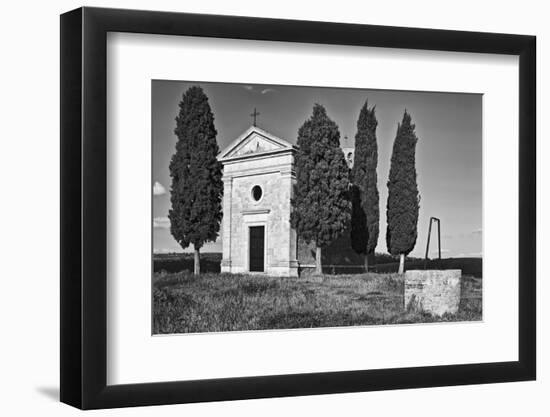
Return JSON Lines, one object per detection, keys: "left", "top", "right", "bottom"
{"left": 282, "top": 168, "right": 298, "bottom": 269}
{"left": 220, "top": 177, "right": 233, "bottom": 272}
{"left": 228, "top": 175, "right": 246, "bottom": 273}
{"left": 270, "top": 168, "right": 298, "bottom": 274}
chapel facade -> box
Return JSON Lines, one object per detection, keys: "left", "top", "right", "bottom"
{"left": 219, "top": 126, "right": 299, "bottom": 277}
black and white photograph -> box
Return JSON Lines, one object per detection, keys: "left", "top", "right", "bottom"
{"left": 152, "top": 81, "right": 483, "bottom": 334}
{"left": 0, "top": 0, "right": 544, "bottom": 413}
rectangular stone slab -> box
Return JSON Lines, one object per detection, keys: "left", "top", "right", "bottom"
{"left": 404, "top": 270, "right": 462, "bottom": 316}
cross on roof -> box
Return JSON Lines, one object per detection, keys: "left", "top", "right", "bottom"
{"left": 250, "top": 108, "right": 260, "bottom": 127}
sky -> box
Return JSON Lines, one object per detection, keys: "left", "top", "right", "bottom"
{"left": 152, "top": 80, "right": 482, "bottom": 259}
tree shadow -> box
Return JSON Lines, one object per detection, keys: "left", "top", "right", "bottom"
{"left": 350, "top": 184, "right": 367, "bottom": 256}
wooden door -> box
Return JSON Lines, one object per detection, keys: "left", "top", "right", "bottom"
{"left": 249, "top": 226, "right": 265, "bottom": 272}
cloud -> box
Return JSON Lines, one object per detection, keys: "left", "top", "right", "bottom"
{"left": 153, "top": 217, "right": 170, "bottom": 229}
{"left": 153, "top": 181, "right": 167, "bottom": 196}
{"left": 241, "top": 85, "right": 277, "bottom": 94}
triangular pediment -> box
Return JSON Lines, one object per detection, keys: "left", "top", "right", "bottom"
{"left": 219, "top": 126, "right": 295, "bottom": 160}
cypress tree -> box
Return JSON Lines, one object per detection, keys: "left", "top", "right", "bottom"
{"left": 350, "top": 101, "right": 380, "bottom": 272}
{"left": 291, "top": 104, "right": 351, "bottom": 275}
{"left": 169, "top": 86, "right": 223, "bottom": 275}
{"left": 386, "top": 110, "right": 420, "bottom": 274}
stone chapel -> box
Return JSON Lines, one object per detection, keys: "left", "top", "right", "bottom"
{"left": 218, "top": 125, "right": 362, "bottom": 277}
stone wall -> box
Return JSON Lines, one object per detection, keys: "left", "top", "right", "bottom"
{"left": 404, "top": 270, "right": 461, "bottom": 316}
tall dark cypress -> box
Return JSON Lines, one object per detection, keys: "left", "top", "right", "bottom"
{"left": 386, "top": 110, "right": 420, "bottom": 274}
{"left": 291, "top": 104, "right": 351, "bottom": 275}
{"left": 350, "top": 101, "right": 379, "bottom": 271}
{"left": 169, "top": 86, "right": 223, "bottom": 275}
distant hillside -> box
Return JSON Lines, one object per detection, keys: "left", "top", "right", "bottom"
{"left": 372, "top": 257, "right": 482, "bottom": 278}
{"left": 153, "top": 252, "right": 482, "bottom": 278}
{"left": 154, "top": 252, "right": 222, "bottom": 274}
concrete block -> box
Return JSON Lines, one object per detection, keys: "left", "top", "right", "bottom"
{"left": 404, "top": 270, "right": 461, "bottom": 316}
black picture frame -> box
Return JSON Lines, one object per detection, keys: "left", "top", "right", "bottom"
{"left": 60, "top": 6, "right": 536, "bottom": 410}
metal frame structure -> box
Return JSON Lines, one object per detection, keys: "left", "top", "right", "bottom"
{"left": 424, "top": 217, "right": 441, "bottom": 268}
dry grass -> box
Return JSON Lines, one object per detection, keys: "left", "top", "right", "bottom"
{"left": 153, "top": 272, "right": 482, "bottom": 334}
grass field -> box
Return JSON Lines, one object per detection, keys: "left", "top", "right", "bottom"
{"left": 153, "top": 271, "right": 482, "bottom": 334}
